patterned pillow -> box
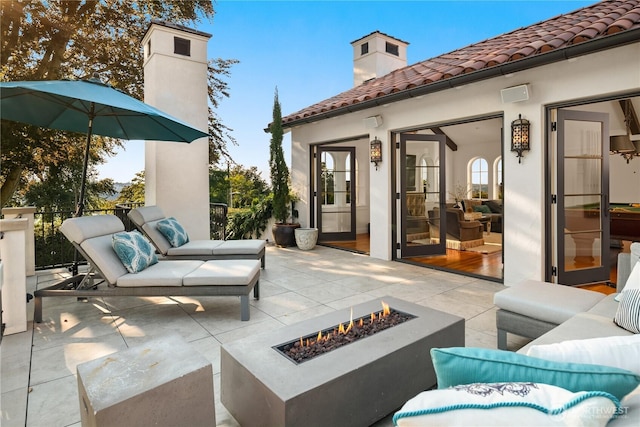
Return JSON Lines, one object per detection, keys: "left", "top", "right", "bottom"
{"left": 393, "top": 382, "right": 620, "bottom": 427}
{"left": 156, "top": 217, "right": 189, "bottom": 247}
{"left": 112, "top": 231, "right": 158, "bottom": 274}
{"left": 614, "top": 288, "right": 640, "bottom": 333}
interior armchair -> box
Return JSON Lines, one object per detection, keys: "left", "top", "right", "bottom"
{"left": 428, "top": 208, "right": 483, "bottom": 242}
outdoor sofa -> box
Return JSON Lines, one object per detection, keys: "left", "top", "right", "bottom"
{"left": 34, "top": 215, "right": 260, "bottom": 322}
{"left": 392, "top": 244, "right": 640, "bottom": 425}
{"left": 128, "top": 205, "right": 266, "bottom": 268}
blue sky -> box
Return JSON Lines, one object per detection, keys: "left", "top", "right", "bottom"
{"left": 97, "top": 0, "right": 595, "bottom": 183}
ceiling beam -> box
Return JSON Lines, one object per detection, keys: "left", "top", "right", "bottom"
{"left": 618, "top": 99, "right": 640, "bottom": 135}
{"left": 432, "top": 127, "right": 458, "bottom": 151}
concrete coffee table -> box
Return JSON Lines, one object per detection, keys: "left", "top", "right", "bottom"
{"left": 221, "top": 296, "right": 464, "bottom": 427}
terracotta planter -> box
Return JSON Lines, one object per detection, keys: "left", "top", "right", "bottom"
{"left": 294, "top": 228, "right": 318, "bottom": 250}
{"left": 272, "top": 223, "right": 300, "bottom": 247}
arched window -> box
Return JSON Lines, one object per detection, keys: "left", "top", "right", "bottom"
{"left": 471, "top": 158, "right": 488, "bottom": 199}
{"left": 494, "top": 157, "right": 503, "bottom": 199}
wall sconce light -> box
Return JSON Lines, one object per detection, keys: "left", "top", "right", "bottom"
{"left": 511, "top": 114, "right": 530, "bottom": 163}
{"left": 370, "top": 137, "right": 382, "bottom": 170}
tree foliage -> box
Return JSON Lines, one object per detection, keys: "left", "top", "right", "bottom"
{"left": 115, "top": 171, "right": 145, "bottom": 205}
{"left": 0, "top": 0, "right": 237, "bottom": 208}
{"left": 268, "top": 88, "right": 291, "bottom": 223}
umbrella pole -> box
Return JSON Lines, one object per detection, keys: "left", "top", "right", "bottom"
{"left": 72, "top": 106, "right": 95, "bottom": 276}
{"left": 74, "top": 107, "right": 95, "bottom": 218}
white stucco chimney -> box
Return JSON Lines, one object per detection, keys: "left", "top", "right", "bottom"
{"left": 141, "top": 20, "right": 211, "bottom": 240}
{"left": 351, "top": 31, "right": 408, "bottom": 87}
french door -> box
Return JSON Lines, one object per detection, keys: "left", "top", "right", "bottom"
{"left": 316, "top": 146, "right": 356, "bottom": 241}
{"left": 398, "top": 133, "right": 447, "bottom": 257}
{"left": 555, "top": 109, "right": 610, "bottom": 285}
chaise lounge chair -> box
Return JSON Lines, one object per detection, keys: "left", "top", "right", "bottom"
{"left": 128, "top": 206, "right": 266, "bottom": 268}
{"left": 34, "top": 215, "right": 260, "bottom": 322}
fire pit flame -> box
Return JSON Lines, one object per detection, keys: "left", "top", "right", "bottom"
{"left": 276, "top": 301, "right": 416, "bottom": 364}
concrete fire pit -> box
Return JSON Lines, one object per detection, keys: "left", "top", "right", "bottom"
{"left": 221, "top": 297, "right": 464, "bottom": 427}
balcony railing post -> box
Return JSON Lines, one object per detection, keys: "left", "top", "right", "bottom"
{"left": 2, "top": 207, "right": 36, "bottom": 276}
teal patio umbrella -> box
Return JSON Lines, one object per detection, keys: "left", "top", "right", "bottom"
{"left": 0, "top": 75, "right": 209, "bottom": 216}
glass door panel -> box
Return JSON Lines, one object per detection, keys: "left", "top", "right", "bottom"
{"left": 399, "top": 134, "right": 446, "bottom": 257}
{"left": 557, "top": 109, "right": 609, "bottom": 285}
{"left": 317, "top": 147, "right": 356, "bottom": 241}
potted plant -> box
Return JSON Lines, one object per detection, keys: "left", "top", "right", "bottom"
{"left": 269, "top": 88, "right": 299, "bottom": 247}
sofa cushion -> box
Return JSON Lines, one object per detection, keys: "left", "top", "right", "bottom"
{"left": 156, "top": 217, "right": 189, "bottom": 248}
{"left": 519, "top": 312, "right": 633, "bottom": 353}
{"left": 494, "top": 280, "right": 605, "bottom": 325}
{"left": 431, "top": 347, "right": 640, "bottom": 400}
{"left": 473, "top": 204, "right": 492, "bottom": 214}
{"left": 484, "top": 199, "right": 503, "bottom": 214}
{"left": 526, "top": 335, "right": 640, "bottom": 375}
{"left": 616, "top": 260, "right": 640, "bottom": 301}
{"left": 393, "top": 382, "right": 619, "bottom": 427}
{"left": 112, "top": 231, "right": 158, "bottom": 274}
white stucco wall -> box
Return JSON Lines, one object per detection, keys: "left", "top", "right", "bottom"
{"left": 142, "top": 24, "right": 211, "bottom": 240}
{"left": 290, "top": 43, "right": 640, "bottom": 285}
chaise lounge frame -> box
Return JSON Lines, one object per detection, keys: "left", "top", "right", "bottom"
{"left": 34, "top": 215, "right": 260, "bottom": 323}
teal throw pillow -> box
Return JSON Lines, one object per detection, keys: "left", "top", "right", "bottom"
{"left": 112, "top": 231, "right": 158, "bottom": 274}
{"left": 473, "top": 205, "right": 492, "bottom": 214}
{"left": 156, "top": 217, "right": 189, "bottom": 247}
{"left": 431, "top": 347, "right": 640, "bottom": 401}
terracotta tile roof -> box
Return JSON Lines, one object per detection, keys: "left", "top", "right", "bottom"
{"left": 282, "top": 0, "right": 640, "bottom": 127}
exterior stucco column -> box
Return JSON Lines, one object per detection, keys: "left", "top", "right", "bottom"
{"left": 141, "top": 21, "right": 211, "bottom": 239}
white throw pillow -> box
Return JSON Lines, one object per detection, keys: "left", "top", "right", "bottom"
{"left": 394, "top": 382, "right": 619, "bottom": 427}
{"left": 527, "top": 335, "right": 640, "bottom": 375}
{"left": 615, "top": 259, "right": 640, "bottom": 302}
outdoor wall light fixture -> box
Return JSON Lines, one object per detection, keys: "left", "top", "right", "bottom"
{"left": 511, "top": 114, "right": 530, "bottom": 163}
{"left": 370, "top": 137, "right": 382, "bottom": 170}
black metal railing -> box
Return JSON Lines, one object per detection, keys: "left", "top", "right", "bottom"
{"left": 32, "top": 203, "right": 228, "bottom": 270}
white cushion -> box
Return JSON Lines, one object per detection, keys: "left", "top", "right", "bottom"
{"left": 80, "top": 235, "right": 128, "bottom": 285}
{"left": 127, "top": 205, "right": 165, "bottom": 225}
{"left": 142, "top": 220, "right": 172, "bottom": 255}
{"left": 60, "top": 215, "right": 124, "bottom": 244}
{"left": 211, "top": 239, "right": 266, "bottom": 255}
{"left": 116, "top": 260, "right": 203, "bottom": 287}
{"left": 527, "top": 335, "right": 640, "bottom": 375}
{"left": 183, "top": 260, "right": 260, "bottom": 286}
{"left": 166, "top": 240, "right": 222, "bottom": 256}
{"left": 494, "top": 280, "right": 605, "bottom": 324}
{"left": 394, "top": 382, "right": 619, "bottom": 427}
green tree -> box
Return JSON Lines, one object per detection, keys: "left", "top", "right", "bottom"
{"left": 268, "top": 88, "right": 290, "bottom": 223}
{"left": 0, "top": 1, "right": 237, "bottom": 208}
{"left": 115, "top": 171, "right": 145, "bottom": 205}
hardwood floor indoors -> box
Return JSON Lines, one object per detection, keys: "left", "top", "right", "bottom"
{"left": 320, "top": 234, "right": 626, "bottom": 295}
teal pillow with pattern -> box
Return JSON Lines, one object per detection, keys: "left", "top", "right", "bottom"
{"left": 112, "top": 231, "right": 158, "bottom": 273}
{"left": 156, "top": 217, "right": 189, "bottom": 247}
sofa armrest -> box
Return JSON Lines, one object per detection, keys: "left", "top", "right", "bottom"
{"left": 617, "top": 252, "right": 631, "bottom": 292}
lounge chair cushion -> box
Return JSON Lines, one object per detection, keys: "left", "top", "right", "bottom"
{"left": 156, "top": 217, "right": 189, "bottom": 248}
{"left": 184, "top": 260, "right": 261, "bottom": 286}
{"left": 211, "top": 239, "right": 266, "bottom": 255}
{"left": 166, "top": 240, "right": 223, "bottom": 256}
{"left": 112, "top": 231, "right": 158, "bottom": 274}
{"left": 142, "top": 220, "right": 172, "bottom": 255}
{"left": 60, "top": 214, "right": 125, "bottom": 243}
{"left": 116, "top": 260, "right": 204, "bottom": 287}
{"left": 80, "top": 234, "right": 129, "bottom": 285}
